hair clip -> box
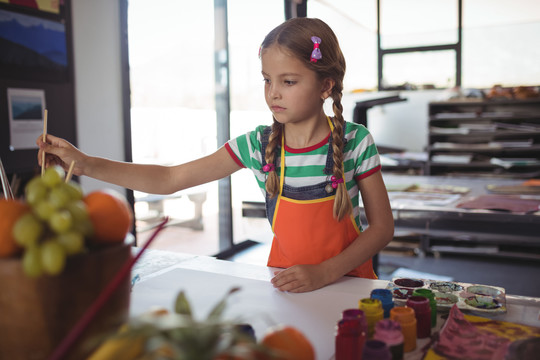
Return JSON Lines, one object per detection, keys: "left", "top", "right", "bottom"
{"left": 331, "top": 175, "right": 344, "bottom": 189}
{"left": 310, "top": 36, "right": 322, "bottom": 63}
{"left": 262, "top": 163, "right": 275, "bottom": 172}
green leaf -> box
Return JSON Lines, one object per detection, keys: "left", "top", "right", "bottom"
{"left": 174, "top": 291, "right": 193, "bottom": 320}
{"left": 206, "top": 287, "right": 241, "bottom": 321}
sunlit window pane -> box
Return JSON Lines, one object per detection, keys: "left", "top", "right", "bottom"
{"left": 380, "top": 0, "right": 458, "bottom": 49}
{"left": 128, "top": 0, "right": 219, "bottom": 255}
{"left": 228, "top": 1, "right": 284, "bottom": 246}
{"left": 382, "top": 50, "right": 455, "bottom": 89}
{"left": 462, "top": 0, "right": 540, "bottom": 88}
{"left": 308, "top": 0, "right": 378, "bottom": 91}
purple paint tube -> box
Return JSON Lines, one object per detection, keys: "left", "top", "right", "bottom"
{"left": 362, "top": 339, "right": 392, "bottom": 360}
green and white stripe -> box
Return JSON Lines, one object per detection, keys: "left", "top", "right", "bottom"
{"left": 226, "top": 122, "right": 381, "bottom": 228}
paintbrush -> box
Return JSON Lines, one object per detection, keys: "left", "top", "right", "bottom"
{"left": 0, "top": 157, "right": 13, "bottom": 199}
{"left": 41, "top": 109, "right": 48, "bottom": 176}
{"left": 48, "top": 216, "right": 170, "bottom": 360}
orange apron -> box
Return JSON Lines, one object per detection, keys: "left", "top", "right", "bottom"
{"left": 265, "top": 121, "right": 376, "bottom": 279}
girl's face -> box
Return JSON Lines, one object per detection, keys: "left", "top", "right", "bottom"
{"left": 261, "top": 45, "right": 329, "bottom": 125}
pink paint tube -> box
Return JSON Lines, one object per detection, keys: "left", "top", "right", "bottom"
{"left": 374, "top": 319, "right": 404, "bottom": 360}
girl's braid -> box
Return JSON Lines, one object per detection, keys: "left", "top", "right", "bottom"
{"left": 264, "top": 120, "right": 282, "bottom": 198}
{"left": 331, "top": 93, "right": 353, "bottom": 221}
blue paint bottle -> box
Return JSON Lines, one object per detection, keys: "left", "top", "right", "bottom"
{"left": 371, "top": 288, "right": 394, "bottom": 318}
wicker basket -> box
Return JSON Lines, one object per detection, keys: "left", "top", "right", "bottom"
{"left": 0, "top": 242, "right": 132, "bottom": 360}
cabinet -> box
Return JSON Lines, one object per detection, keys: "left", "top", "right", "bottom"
{"left": 426, "top": 99, "right": 540, "bottom": 178}
{"left": 379, "top": 174, "right": 540, "bottom": 261}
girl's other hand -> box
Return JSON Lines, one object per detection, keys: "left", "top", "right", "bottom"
{"left": 36, "top": 134, "right": 87, "bottom": 176}
{"left": 271, "top": 264, "right": 331, "bottom": 293}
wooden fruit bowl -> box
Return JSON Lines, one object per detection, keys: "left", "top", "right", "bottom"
{"left": 0, "top": 242, "right": 132, "bottom": 360}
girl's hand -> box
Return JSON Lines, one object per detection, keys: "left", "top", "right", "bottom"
{"left": 36, "top": 134, "right": 87, "bottom": 176}
{"left": 271, "top": 264, "right": 332, "bottom": 293}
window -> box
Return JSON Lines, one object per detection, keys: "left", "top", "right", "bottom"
{"left": 227, "top": 0, "right": 284, "bottom": 246}
{"left": 382, "top": 50, "right": 456, "bottom": 89}
{"left": 128, "top": 0, "right": 219, "bottom": 255}
{"left": 309, "top": 0, "right": 540, "bottom": 90}
{"left": 462, "top": 0, "right": 540, "bottom": 88}
{"left": 128, "top": 0, "right": 286, "bottom": 255}
{"left": 308, "top": 0, "right": 378, "bottom": 91}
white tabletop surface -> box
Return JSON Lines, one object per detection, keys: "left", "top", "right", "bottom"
{"left": 131, "top": 249, "right": 540, "bottom": 360}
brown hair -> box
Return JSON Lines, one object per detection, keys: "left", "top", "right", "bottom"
{"left": 261, "top": 17, "right": 352, "bottom": 221}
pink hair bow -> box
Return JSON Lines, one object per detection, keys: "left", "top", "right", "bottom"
{"left": 310, "top": 36, "right": 322, "bottom": 63}
{"left": 331, "top": 175, "right": 344, "bottom": 189}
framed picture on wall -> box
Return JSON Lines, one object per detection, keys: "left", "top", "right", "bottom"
{"left": 0, "top": 8, "right": 68, "bottom": 82}
{"left": 0, "top": 0, "right": 60, "bottom": 14}
{"left": 7, "top": 87, "right": 46, "bottom": 150}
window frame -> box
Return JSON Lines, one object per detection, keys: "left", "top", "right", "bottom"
{"left": 377, "top": 0, "right": 462, "bottom": 90}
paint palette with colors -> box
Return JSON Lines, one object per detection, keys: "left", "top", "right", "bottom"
{"left": 386, "top": 278, "right": 507, "bottom": 314}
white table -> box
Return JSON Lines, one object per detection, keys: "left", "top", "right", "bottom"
{"left": 131, "top": 249, "right": 540, "bottom": 360}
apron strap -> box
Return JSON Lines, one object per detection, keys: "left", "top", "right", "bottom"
{"left": 260, "top": 126, "right": 272, "bottom": 170}
{"left": 327, "top": 116, "right": 334, "bottom": 131}
{"left": 278, "top": 116, "right": 338, "bottom": 194}
{"left": 279, "top": 134, "right": 285, "bottom": 195}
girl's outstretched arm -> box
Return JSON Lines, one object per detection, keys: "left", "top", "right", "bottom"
{"left": 37, "top": 134, "right": 242, "bottom": 194}
{"left": 271, "top": 170, "right": 394, "bottom": 292}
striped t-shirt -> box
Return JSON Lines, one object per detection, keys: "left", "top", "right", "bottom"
{"left": 224, "top": 121, "right": 381, "bottom": 229}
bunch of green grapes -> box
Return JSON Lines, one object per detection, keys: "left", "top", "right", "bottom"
{"left": 13, "top": 166, "right": 93, "bottom": 277}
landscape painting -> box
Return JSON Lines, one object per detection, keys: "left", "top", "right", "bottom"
{"left": 0, "top": 0, "right": 60, "bottom": 14}
{"left": 0, "top": 8, "right": 68, "bottom": 82}
{"left": 8, "top": 88, "right": 46, "bottom": 150}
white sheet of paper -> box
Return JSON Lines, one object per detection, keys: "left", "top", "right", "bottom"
{"left": 131, "top": 267, "right": 381, "bottom": 360}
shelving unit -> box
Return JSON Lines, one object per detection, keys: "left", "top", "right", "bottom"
{"left": 379, "top": 174, "right": 540, "bottom": 261}
{"left": 426, "top": 99, "right": 540, "bottom": 178}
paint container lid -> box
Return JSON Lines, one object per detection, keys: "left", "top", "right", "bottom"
{"left": 406, "top": 296, "right": 431, "bottom": 314}
{"left": 341, "top": 308, "right": 368, "bottom": 335}
{"left": 373, "top": 319, "right": 404, "bottom": 346}
{"left": 390, "top": 306, "right": 416, "bottom": 324}
{"left": 362, "top": 339, "right": 392, "bottom": 360}
{"left": 342, "top": 308, "right": 365, "bottom": 320}
{"left": 413, "top": 288, "right": 435, "bottom": 300}
{"left": 371, "top": 289, "right": 394, "bottom": 309}
{"left": 358, "top": 298, "right": 383, "bottom": 315}
{"left": 371, "top": 289, "right": 393, "bottom": 302}
{"left": 371, "top": 289, "right": 395, "bottom": 318}
{"left": 337, "top": 318, "right": 357, "bottom": 336}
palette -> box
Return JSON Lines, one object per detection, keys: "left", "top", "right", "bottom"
{"left": 386, "top": 277, "right": 507, "bottom": 314}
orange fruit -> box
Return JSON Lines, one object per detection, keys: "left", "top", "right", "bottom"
{"left": 0, "top": 199, "right": 30, "bottom": 257}
{"left": 260, "top": 325, "right": 315, "bottom": 360}
{"left": 84, "top": 189, "right": 133, "bottom": 244}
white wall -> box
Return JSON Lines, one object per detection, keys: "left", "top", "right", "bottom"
{"left": 71, "top": 0, "right": 126, "bottom": 196}
{"left": 341, "top": 90, "right": 446, "bottom": 153}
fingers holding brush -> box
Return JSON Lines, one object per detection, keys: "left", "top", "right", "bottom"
{"left": 37, "top": 134, "right": 87, "bottom": 177}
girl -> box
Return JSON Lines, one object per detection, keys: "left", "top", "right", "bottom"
{"left": 38, "top": 17, "right": 394, "bottom": 293}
